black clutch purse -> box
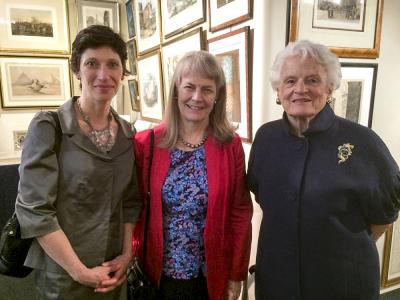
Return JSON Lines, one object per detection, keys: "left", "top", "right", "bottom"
{"left": 0, "top": 213, "right": 33, "bottom": 278}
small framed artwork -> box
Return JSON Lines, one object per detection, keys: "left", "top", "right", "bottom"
{"left": 127, "top": 39, "right": 137, "bottom": 75}
{"left": 288, "top": 0, "right": 383, "bottom": 58}
{"left": 125, "top": 0, "right": 135, "bottom": 38}
{"left": 0, "top": 0, "right": 69, "bottom": 53}
{"left": 208, "top": 26, "right": 252, "bottom": 143}
{"left": 208, "top": 0, "right": 253, "bottom": 32}
{"left": 128, "top": 79, "right": 140, "bottom": 111}
{"left": 330, "top": 63, "right": 377, "bottom": 128}
{"left": 382, "top": 219, "right": 400, "bottom": 287}
{"left": 13, "top": 130, "right": 27, "bottom": 151}
{"left": 160, "top": 0, "right": 205, "bottom": 39}
{"left": 161, "top": 28, "right": 204, "bottom": 100}
{"left": 137, "top": 50, "right": 164, "bottom": 122}
{"left": 76, "top": 0, "right": 120, "bottom": 32}
{"left": 134, "top": 0, "right": 161, "bottom": 55}
{"left": 0, "top": 56, "right": 71, "bottom": 109}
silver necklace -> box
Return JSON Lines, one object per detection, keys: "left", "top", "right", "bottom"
{"left": 77, "top": 99, "right": 115, "bottom": 153}
{"left": 179, "top": 134, "right": 207, "bottom": 149}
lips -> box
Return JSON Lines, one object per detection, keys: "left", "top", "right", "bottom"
{"left": 292, "top": 98, "right": 311, "bottom": 103}
{"left": 186, "top": 104, "right": 204, "bottom": 110}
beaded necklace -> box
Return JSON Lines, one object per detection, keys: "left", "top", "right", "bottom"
{"left": 178, "top": 134, "right": 208, "bottom": 149}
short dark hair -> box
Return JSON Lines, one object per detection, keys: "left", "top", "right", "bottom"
{"left": 71, "top": 25, "right": 128, "bottom": 76}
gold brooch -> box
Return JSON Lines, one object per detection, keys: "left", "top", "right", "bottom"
{"left": 338, "top": 143, "right": 354, "bottom": 164}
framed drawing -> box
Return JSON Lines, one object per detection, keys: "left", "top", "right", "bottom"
{"left": 134, "top": 0, "right": 161, "bottom": 55}
{"left": 382, "top": 219, "right": 400, "bottom": 287}
{"left": 125, "top": 0, "right": 135, "bottom": 38}
{"left": 77, "top": 0, "right": 120, "bottom": 32}
{"left": 137, "top": 51, "right": 164, "bottom": 122}
{"left": 13, "top": 130, "right": 27, "bottom": 151}
{"left": 127, "top": 39, "right": 137, "bottom": 75}
{"left": 160, "top": 0, "right": 205, "bottom": 39}
{"left": 0, "top": 0, "right": 69, "bottom": 53}
{"left": 128, "top": 79, "right": 140, "bottom": 111}
{"left": 161, "top": 28, "right": 204, "bottom": 99}
{"left": 330, "top": 63, "right": 377, "bottom": 128}
{"left": 208, "top": 26, "right": 252, "bottom": 142}
{"left": 0, "top": 56, "right": 71, "bottom": 109}
{"left": 208, "top": 0, "right": 253, "bottom": 32}
{"left": 288, "top": 0, "right": 383, "bottom": 58}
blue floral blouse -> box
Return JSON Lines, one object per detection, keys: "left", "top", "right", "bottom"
{"left": 161, "top": 147, "right": 208, "bottom": 279}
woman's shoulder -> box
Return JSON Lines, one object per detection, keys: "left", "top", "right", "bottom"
{"left": 134, "top": 124, "right": 164, "bottom": 145}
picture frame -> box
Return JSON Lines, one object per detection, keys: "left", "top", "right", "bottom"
{"left": 137, "top": 50, "right": 164, "bottom": 122}
{"left": 0, "top": 0, "right": 70, "bottom": 54}
{"left": 127, "top": 39, "right": 137, "bottom": 75}
{"left": 125, "top": 0, "right": 135, "bottom": 38}
{"left": 128, "top": 79, "right": 140, "bottom": 111}
{"left": 330, "top": 63, "right": 377, "bottom": 128}
{"left": 382, "top": 219, "right": 400, "bottom": 287}
{"left": 288, "top": 0, "right": 383, "bottom": 58}
{"left": 208, "top": 26, "right": 252, "bottom": 142}
{"left": 76, "top": 0, "right": 120, "bottom": 33}
{"left": 160, "top": 0, "right": 205, "bottom": 39}
{"left": 161, "top": 28, "right": 204, "bottom": 100}
{"left": 208, "top": 0, "right": 253, "bottom": 32}
{"left": 0, "top": 56, "right": 71, "bottom": 109}
{"left": 134, "top": 0, "right": 161, "bottom": 55}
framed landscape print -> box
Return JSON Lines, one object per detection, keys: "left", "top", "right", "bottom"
{"left": 128, "top": 79, "right": 140, "bottom": 111}
{"left": 288, "top": 0, "right": 383, "bottom": 58}
{"left": 161, "top": 0, "right": 205, "bottom": 39}
{"left": 137, "top": 51, "right": 163, "bottom": 122}
{"left": 208, "top": 0, "right": 253, "bottom": 32}
{"left": 330, "top": 63, "right": 377, "bottom": 128}
{"left": 125, "top": 0, "right": 135, "bottom": 38}
{"left": 382, "top": 219, "right": 400, "bottom": 287}
{"left": 0, "top": 56, "right": 71, "bottom": 108}
{"left": 208, "top": 26, "right": 252, "bottom": 142}
{"left": 161, "top": 28, "right": 204, "bottom": 99}
{"left": 127, "top": 39, "right": 137, "bottom": 75}
{"left": 0, "top": 0, "right": 69, "bottom": 53}
{"left": 77, "top": 0, "right": 120, "bottom": 32}
{"left": 134, "top": 0, "right": 161, "bottom": 54}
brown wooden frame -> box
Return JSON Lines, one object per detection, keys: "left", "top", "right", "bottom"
{"left": 381, "top": 220, "right": 400, "bottom": 288}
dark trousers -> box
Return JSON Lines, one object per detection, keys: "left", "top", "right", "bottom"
{"left": 158, "top": 274, "right": 209, "bottom": 300}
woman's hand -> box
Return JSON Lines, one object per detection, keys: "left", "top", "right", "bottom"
{"left": 370, "top": 223, "right": 391, "bottom": 242}
{"left": 73, "top": 265, "right": 113, "bottom": 288}
{"left": 224, "top": 280, "right": 242, "bottom": 300}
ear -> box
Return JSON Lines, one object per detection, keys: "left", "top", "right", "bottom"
{"left": 74, "top": 72, "right": 81, "bottom": 80}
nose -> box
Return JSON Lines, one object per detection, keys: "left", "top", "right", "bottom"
{"left": 294, "top": 80, "right": 307, "bottom": 93}
{"left": 192, "top": 88, "right": 202, "bottom": 101}
{"left": 97, "top": 65, "right": 110, "bottom": 80}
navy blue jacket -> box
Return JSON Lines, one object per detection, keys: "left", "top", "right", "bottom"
{"left": 248, "top": 105, "right": 400, "bottom": 300}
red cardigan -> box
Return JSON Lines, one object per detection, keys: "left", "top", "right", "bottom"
{"left": 133, "top": 125, "right": 253, "bottom": 300}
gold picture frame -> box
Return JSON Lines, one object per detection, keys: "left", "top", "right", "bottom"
{"left": 382, "top": 219, "right": 400, "bottom": 287}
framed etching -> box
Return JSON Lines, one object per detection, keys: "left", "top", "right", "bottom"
{"left": 125, "top": 0, "right": 135, "bottom": 38}
{"left": 288, "top": 0, "right": 383, "bottom": 58}
{"left": 208, "top": 0, "right": 253, "bottom": 32}
{"left": 0, "top": 0, "right": 69, "bottom": 53}
{"left": 0, "top": 56, "right": 71, "bottom": 109}
{"left": 160, "top": 0, "right": 205, "bottom": 39}
{"left": 77, "top": 0, "right": 120, "bottom": 32}
{"left": 128, "top": 79, "right": 140, "bottom": 111}
{"left": 137, "top": 51, "right": 164, "bottom": 122}
{"left": 208, "top": 26, "right": 252, "bottom": 142}
{"left": 161, "top": 28, "right": 204, "bottom": 100}
{"left": 134, "top": 0, "right": 161, "bottom": 55}
{"left": 382, "top": 219, "right": 400, "bottom": 287}
{"left": 330, "top": 63, "right": 377, "bottom": 128}
{"left": 127, "top": 39, "right": 137, "bottom": 75}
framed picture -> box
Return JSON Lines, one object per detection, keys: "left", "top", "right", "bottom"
{"left": 0, "top": 56, "right": 71, "bottom": 109}
{"left": 13, "top": 130, "right": 27, "bottom": 151}
{"left": 208, "top": 26, "right": 252, "bottom": 143}
{"left": 160, "top": 0, "right": 205, "bottom": 39}
{"left": 134, "top": 0, "right": 161, "bottom": 55}
{"left": 76, "top": 0, "right": 120, "bottom": 32}
{"left": 125, "top": 0, "right": 135, "bottom": 38}
{"left": 137, "top": 51, "right": 164, "bottom": 122}
{"left": 161, "top": 28, "right": 204, "bottom": 99}
{"left": 127, "top": 39, "right": 137, "bottom": 75}
{"left": 128, "top": 79, "right": 140, "bottom": 111}
{"left": 208, "top": 0, "right": 253, "bottom": 32}
{"left": 288, "top": 0, "right": 383, "bottom": 58}
{"left": 330, "top": 63, "right": 377, "bottom": 128}
{"left": 382, "top": 219, "right": 400, "bottom": 287}
{"left": 0, "top": 0, "right": 69, "bottom": 53}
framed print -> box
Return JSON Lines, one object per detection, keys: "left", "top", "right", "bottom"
{"left": 382, "top": 219, "right": 400, "bottom": 287}
{"left": 13, "top": 130, "right": 27, "bottom": 151}
{"left": 288, "top": 0, "right": 383, "bottom": 58}
{"left": 125, "top": 0, "right": 135, "bottom": 38}
{"left": 0, "top": 56, "right": 71, "bottom": 109}
{"left": 134, "top": 0, "right": 161, "bottom": 55}
{"left": 161, "top": 0, "right": 205, "bottom": 39}
{"left": 208, "top": 26, "right": 252, "bottom": 142}
{"left": 77, "top": 0, "right": 120, "bottom": 32}
{"left": 330, "top": 63, "right": 377, "bottom": 127}
{"left": 161, "top": 28, "right": 204, "bottom": 99}
{"left": 208, "top": 0, "right": 253, "bottom": 32}
{"left": 137, "top": 51, "right": 164, "bottom": 122}
{"left": 0, "top": 0, "right": 69, "bottom": 53}
{"left": 127, "top": 39, "right": 137, "bottom": 75}
{"left": 128, "top": 79, "right": 140, "bottom": 111}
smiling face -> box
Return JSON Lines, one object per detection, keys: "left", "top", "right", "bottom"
{"left": 277, "top": 55, "right": 332, "bottom": 124}
{"left": 77, "top": 46, "right": 123, "bottom": 103}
